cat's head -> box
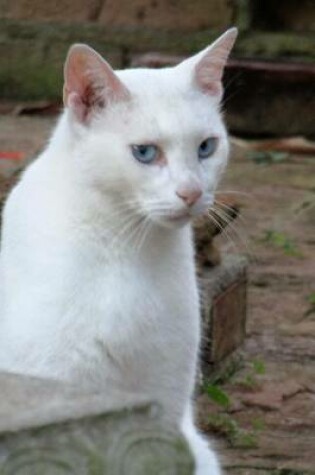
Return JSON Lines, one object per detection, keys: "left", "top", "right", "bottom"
{"left": 63, "top": 29, "right": 237, "bottom": 228}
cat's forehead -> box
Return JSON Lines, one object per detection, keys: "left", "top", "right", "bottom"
{"left": 92, "top": 66, "right": 225, "bottom": 143}
{"left": 114, "top": 67, "right": 221, "bottom": 132}
{"left": 116, "top": 66, "right": 184, "bottom": 94}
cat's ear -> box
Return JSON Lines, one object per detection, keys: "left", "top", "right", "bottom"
{"left": 180, "top": 28, "right": 237, "bottom": 98}
{"left": 63, "top": 44, "right": 130, "bottom": 123}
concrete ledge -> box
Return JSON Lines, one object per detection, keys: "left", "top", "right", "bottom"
{"left": 0, "top": 19, "right": 314, "bottom": 101}
{"left": 0, "top": 373, "right": 150, "bottom": 432}
{"left": 0, "top": 373, "right": 194, "bottom": 474}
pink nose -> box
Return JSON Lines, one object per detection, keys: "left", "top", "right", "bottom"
{"left": 176, "top": 188, "right": 202, "bottom": 207}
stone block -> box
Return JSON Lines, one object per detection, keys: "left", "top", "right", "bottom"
{"left": 223, "top": 59, "right": 315, "bottom": 136}
{"left": 99, "top": 0, "right": 233, "bottom": 31}
{"left": 201, "top": 254, "right": 248, "bottom": 368}
{"left": 0, "top": 373, "right": 194, "bottom": 474}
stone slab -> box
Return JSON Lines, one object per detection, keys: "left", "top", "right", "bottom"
{"left": 0, "top": 372, "right": 194, "bottom": 474}
{"left": 0, "top": 372, "right": 149, "bottom": 432}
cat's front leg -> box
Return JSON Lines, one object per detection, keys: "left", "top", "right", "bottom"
{"left": 182, "top": 404, "right": 222, "bottom": 475}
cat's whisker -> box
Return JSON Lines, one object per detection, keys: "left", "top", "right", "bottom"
{"left": 103, "top": 212, "right": 134, "bottom": 235}
{"left": 120, "top": 213, "right": 153, "bottom": 256}
{"left": 145, "top": 202, "right": 173, "bottom": 212}
{"left": 212, "top": 201, "right": 248, "bottom": 239}
{"left": 211, "top": 205, "right": 251, "bottom": 256}
{"left": 125, "top": 214, "right": 147, "bottom": 250}
{"left": 134, "top": 217, "right": 152, "bottom": 256}
{"left": 207, "top": 209, "right": 238, "bottom": 251}
{"left": 215, "top": 189, "right": 250, "bottom": 197}
{"left": 121, "top": 219, "right": 144, "bottom": 253}
{"left": 220, "top": 71, "right": 242, "bottom": 111}
{"left": 108, "top": 214, "right": 142, "bottom": 251}
{"left": 102, "top": 202, "right": 136, "bottom": 222}
{"left": 214, "top": 199, "right": 249, "bottom": 230}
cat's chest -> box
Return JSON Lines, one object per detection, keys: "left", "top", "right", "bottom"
{"left": 79, "top": 252, "right": 198, "bottom": 335}
{"left": 64, "top": 234, "right": 197, "bottom": 353}
{"left": 70, "top": 252, "right": 200, "bottom": 394}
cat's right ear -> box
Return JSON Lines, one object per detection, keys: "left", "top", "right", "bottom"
{"left": 63, "top": 44, "right": 130, "bottom": 124}
{"left": 178, "top": 28, "right": 238, "bottom": 99}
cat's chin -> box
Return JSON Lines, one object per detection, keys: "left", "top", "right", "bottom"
{"left": 152, "top": 213, "right": 192, "bottom": 230}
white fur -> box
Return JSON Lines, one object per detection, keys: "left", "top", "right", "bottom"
{"left": 0, "top": 34, "right": 236, "bottom": 473}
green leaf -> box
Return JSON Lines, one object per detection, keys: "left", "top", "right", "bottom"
{"left": 252, "top": 359, "right": 266, "bottom": 375}
{"left": 262, "top": 230, "right": 302, "bottom": 257}
{"left": 207, "top": 414, "right": 238, "bottom": 437}
{"left": 247, "top": 151, "right": 289, "bottom": 165}
{"left": 251, "top": 417, "right": 265, "bottom": 431}
{"left": 269, "top": 151, "right": 289, "bottom": 163}
{"left": 204, "top": 384, "right": 231, "bottom": 408}
{"left": 232, "top": 430, "right": 258, "bottom": 448}
{"left": 308, "top": 292, "right": 315, "bottom": 305}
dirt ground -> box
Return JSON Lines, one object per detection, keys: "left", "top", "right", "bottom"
{"left": 0, "top": 114, "right": 314, "bottom": 474}
{"left": 200, "top": 141, "right": 315, "bottom": 474}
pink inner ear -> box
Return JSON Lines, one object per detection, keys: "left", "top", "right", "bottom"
{"left": 194, "top": 28, "right": 237, "bottom": 97}
{"left": 67, "top": 91, "right": 103, "bottom": 123}
{"left": 195, "top": 52, "right": 228, "bottom": 97}
{"left": 63, "top": 44, "right": 130, "bottom": 123}
{"left": 195, "top": 64, "right": 223, "bottom": 96}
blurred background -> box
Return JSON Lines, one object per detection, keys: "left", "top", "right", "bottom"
{"left": 0, "top": 2, "right": 314, "bottom": 474}
{"left": 0, "top": 0, "right": 315, "bottom": 135}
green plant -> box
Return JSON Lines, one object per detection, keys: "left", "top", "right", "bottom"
{"left": 238, "top": 373, "right": 258, "bottom": 389}
{"left": 247, "top": 150, "right": 289, "bottom": 165}
{"left": 203, "top": 383, "right": 231, "bottom": 409}
{"left": 304, "top": 292, "right": 315, "bottom": 318}
{"left": 251, "top": 417, "right": 266, "bottom": 432}
{"left": 252, "top": 359, "right": 266, "bottom": 375}
{"left": 262, "top": 230, "right": 302, "bottom": 257}
{"left": 237, "top": 358, "right": 266, "bottom": 389}
{"left": 207, "top": 414, "right": 258, "bottom": 449}
{"left": 207, "top": 355, "right": 244, "bottom": 386}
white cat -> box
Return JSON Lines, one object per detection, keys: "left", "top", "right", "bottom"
{"left": 0, "top": 28, "right": 237, "bottom": 474}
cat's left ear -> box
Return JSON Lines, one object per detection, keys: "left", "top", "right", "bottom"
{"left": 63, "top": 44, "right": 130, "bottom": 124}
{"left": 179, "top": 28, "right": 238, "bottom": 99}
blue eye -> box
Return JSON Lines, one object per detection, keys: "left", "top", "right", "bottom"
{"left": 198, "top": 137, "right": 218, "bottom": 160}
{"left": 131, "top": 144, "right": 158, "bottom": 164}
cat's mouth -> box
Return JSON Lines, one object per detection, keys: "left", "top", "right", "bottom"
{"left": 168, "top": 211, "right": 191, "bottom": 221}
{"left": 161, "top": 210, "right": 192, "bottom": 227}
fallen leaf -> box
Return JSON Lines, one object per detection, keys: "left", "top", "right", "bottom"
{"left": 0, "top": 151, "right": 25, "bottom": 161}
{"left": 231, "top": 136, "right": 315, "bottom": 155}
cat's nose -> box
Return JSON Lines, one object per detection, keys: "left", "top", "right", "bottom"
{"left": 176, "top": 187, "right": 202, "bottom": 207}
